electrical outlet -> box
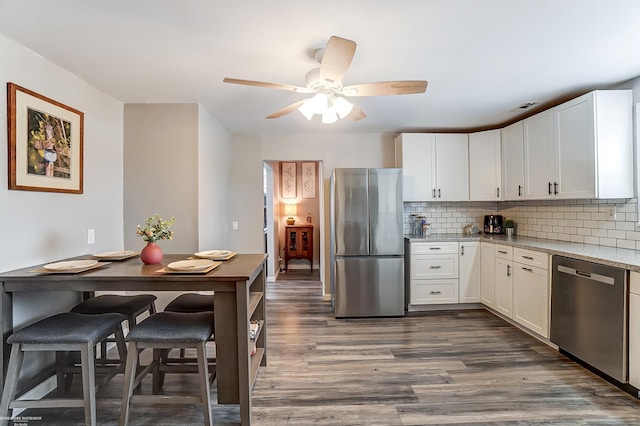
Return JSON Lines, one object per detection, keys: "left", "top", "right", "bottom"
{"left": 606, "top": 206, "right": 616, "bottom": 220}
{"left": 87, "top": 229, "right": 95, "bottom": 244}
{"left": 232, "top": 221, "right": 238, "bottom": 231}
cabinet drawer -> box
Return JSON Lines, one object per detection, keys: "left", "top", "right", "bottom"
{"left": 514, "top": 248, "right": 548, "bottom": 269}
{"left": 411, "top": 254, "right": 458, "bottom": 279}
{"left": 411, "top": 279, "right": 459, "bottom": 304}
{"left": 494, "top": 244, "right": 513, "bottom": 260}
{"left": 412, "top": 242, "right": 458, "bottom": 255}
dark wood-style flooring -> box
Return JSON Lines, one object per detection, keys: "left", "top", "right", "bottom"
{"left": 13, "top": 270, "right": 640, "bottom": 424}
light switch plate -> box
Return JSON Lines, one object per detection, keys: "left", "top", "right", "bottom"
{"left": 87, "top": 229, "right": 96, "bottom": 244}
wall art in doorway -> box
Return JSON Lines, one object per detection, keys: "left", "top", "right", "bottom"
{"left": 281, "top": 162, "right": 296, "bottom": 199}
{"left": 7, "top": 83, "right": 84, "bottom": 193}
{"left": 302, "top": 162, "right": 316, "bottom": 198}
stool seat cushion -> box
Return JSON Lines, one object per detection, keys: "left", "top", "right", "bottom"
{"left": 71, "top": 294, "right": 157, "bottom": 316}
{"left": 164, "top": 293, "right": 214, "bottom": 313}
{"left": 7, "top": 313, "right": 126, "bottom": 345}
{"left": 126, "top": 312, "right": 214, "bottom": 343}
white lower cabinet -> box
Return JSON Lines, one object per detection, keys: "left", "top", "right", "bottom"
{"left": 407, "top": 241, "right": 481, "bottom": 306}
{"left": 459, "top": 242, "right": 481, "bottom": 303}
{"left": 512, "top": 248, "right": 549, "bottom": 338}
{"left": 408, "top": 242, "right": 459, "bottom": 306}
{"left": 480, "top": 242, "right": 496, "bottom": 307}
{"left": 630, "top": 271, "right": 640, "bottom": 389}
{"left": 494, "top": 245, "right": 514, "bottom": 318}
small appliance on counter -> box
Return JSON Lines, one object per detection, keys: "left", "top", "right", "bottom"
{"left": 484, "top": 215, "right": 504, "bottom": 234}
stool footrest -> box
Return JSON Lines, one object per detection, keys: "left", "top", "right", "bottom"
{"left": 10, "top": 399, "right": 85, "bottom": 409}
{"left": 131, "top": 394, "right": 204, "bottom": 405}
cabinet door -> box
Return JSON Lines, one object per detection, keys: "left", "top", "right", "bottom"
{"left": 459, "top": 242, "right": 481, "bottom": 303}
{"left": 480, "top": 242, "right": 495, "bottom": 307}
{"left": 501, "top": 121, "right": 525, "bottom": 200}
{"left": 494, "top": 258, "right": 513, "bottom": 318}
{"left": 395, "top": 133, "right": 435, "bottom": 201}
{"left": 555, "top": 93, "right": 596, "bottom": 199}
{"left": 524, "top": 110, "right": 556, "bottom": 199}
{"left": 513, "top": 263, "right": 549, "bottom": 338}
{"left": 469, "top": 130, "right": 501, "bottom": 201}
{"left": 629, "top": 272, "right": 640, "bottom": 388}
{"left": 434, "top": 134, "right": 469, "bottom": 201}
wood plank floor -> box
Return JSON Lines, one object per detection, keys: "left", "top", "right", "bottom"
{"left": 13, "top": 273, "right": 640, "bottom": 424}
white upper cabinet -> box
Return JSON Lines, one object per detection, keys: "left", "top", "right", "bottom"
{"left": 501, "top": 121, "right": 525, "bottom": 200}
{"left": 469, "top": 130, "right": 501, "bottom": 201}
{"left": 395, "top": 133, "right": 435, "bottom": 202}
{"left": 395, "top": 133, "right": 469, "bottom": 202}
{"left": 524, "top": 109, "right": 556, "bottom": 199}
{"left": 523, "top": 90, "right": 633, "bottom": 200}
{"left": 434, "top": 134, "right": 469, "bottom": 201}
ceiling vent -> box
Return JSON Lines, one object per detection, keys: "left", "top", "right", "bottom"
{"left": 513, "top": 101, "right": 539, "bottom": 112}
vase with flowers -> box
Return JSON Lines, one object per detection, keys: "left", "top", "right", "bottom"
{"left": 136, "top": 214, "right": 175, "bottom": 265}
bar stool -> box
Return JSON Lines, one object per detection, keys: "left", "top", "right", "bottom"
{"left": 119, "top": 311, "right": 215, "bottom": 426}
{"left": 0, "top": 312, "right": 126, "bottom": 426}
{"left": 70, "top": 294, "right": 157, "bottom": 364}
{"left": 164, "top": 293, "right": 215, "bottom": 359}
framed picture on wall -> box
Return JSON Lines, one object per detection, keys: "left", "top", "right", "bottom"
{"left": 302, "top": 162, "right": 316, "bottom": 198}
{"left": 7, "top": 82, "right": 84, "bottom": 194}
{"left": 281, "top": 162, "right": 296, "bottom": 199}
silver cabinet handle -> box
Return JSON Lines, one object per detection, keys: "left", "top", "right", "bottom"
{"left": 438, "top": 188, "right": 441, "bottom": 198}
{"left": 498, "top": 250, "right": 507, "bottom": 254}
{"left": 522, "top": 267, "right": 533, "bottom": 272}
{"left": 497, "top": 187, "right": 500, "bottom": 198}
{"left": 507, "top": 264, "right": 511, "bottom": 277}
{"left": 430, "top": 290, "right": 442, "bottom": 295}
{"left": 522, "top": 256, "right": 534, "bottom": 260}
{"left": 518, "top": 184, "right": 522, "bottom": 196}
{"left": 429, "top": 247, "right": 441, "bottom": 250}
{"left": 430, "top": 265, "right": 442, "bottom": 269}
{"left": 461, "top": 245, "right": 465, "bottom": 255}
{"left": 432, "top": 189, "right": 436, "bottom": 198}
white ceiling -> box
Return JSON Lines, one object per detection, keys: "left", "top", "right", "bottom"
{"left": 1, "top": 0, "right": 640, "bottom": 135}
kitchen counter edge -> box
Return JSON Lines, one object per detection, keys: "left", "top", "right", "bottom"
{"left": 405, "top": 234, "right": 640, "bottom": 272}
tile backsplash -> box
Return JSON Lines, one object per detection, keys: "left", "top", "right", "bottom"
{"left": 404, "top": 198, "right": 640, "bottom": 250}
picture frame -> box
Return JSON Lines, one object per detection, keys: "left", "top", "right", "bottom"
{"left": 7, "top": 83, "right": 84, "bottom": 194}
{"left": 302, "top": 162, "right": 316, "bottom": 199}
{"left": 281, "top": 162, "right": 296, "bottom": 199}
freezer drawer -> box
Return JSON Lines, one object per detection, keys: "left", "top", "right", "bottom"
{"left": 334, "top": 256, "right": 404, "bottom": 317}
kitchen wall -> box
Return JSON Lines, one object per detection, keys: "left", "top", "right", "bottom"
{"left": 230, "top": 133, "right": 395, "bottom": 294}
{"left": 405, "top": 198, "right": 640, "bottom": 250}
{"left": 0, "top": 34, "right": 124, "bottom": 379}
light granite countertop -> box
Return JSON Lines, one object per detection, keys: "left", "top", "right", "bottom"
{"left": 405, "top": 233, "right": 640, "bottom": 272}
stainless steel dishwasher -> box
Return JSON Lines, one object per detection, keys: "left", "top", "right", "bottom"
{"left": 551, "top": 255, "right": 628, "bottom": 383}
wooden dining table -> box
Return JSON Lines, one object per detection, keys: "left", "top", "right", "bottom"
{"left": 0, "top": 253, "right": 267, "bottom": 426}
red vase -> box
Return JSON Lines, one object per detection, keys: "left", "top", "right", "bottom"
{"left": 140, "top": 242, "right": 163, "bottom": 265}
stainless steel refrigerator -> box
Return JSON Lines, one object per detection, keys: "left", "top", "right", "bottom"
{"left": 330, "top": 168, "right": 404, "bottom": 318}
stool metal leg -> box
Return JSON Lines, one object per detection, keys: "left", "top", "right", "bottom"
{"left": 0, "top": 344, "right": 24, "bottom": 426}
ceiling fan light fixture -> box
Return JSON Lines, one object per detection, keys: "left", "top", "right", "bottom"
{"left": 321, "top": 108, "right": 339, "bottom": 124}
{"left": 333, "top": 96, "right": 353, "bottom": 119}
{"left": 297, "top": 100, "right": 316, "bottom": 121}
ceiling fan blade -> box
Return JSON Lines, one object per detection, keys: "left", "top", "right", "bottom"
{"left": 266, "top": 100, "right": 306, "bottom": 119}
{"left": 349, "top": 105, "right": 367, "bottom": 121}
{"left": 341, "top": 80, "right": 428, "bottom": 96}
{"left": 223, "top": 77, "right": 311, "bottom": 93}
{"left": 319, "top": 36, "right": 357, "bottom": 84}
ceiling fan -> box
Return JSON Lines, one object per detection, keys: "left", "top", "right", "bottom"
{"left": 223, "top": 35, "right": 428, "bottom": 124}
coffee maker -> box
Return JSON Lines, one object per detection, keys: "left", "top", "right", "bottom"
{"left": 484, "top": 215, "right": 504, "bottom": 234}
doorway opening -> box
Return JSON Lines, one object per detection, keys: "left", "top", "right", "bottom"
{"left": 263, "top": 160, "right": 325, "bottom": 293}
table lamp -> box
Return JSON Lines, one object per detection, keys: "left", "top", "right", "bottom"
{"left": 284, "top": 204, "right": 297, "bottom": 225}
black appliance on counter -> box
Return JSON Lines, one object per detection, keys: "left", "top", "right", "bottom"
{"left": 483, "top": 215, "right": 504, "bottom": 234}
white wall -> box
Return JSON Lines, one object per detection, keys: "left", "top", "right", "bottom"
{"left": 0, "top": 34, "right": 124, "bottom": 378}
{"left": 197, "top": 103, "right": 232, "bottom": 250}
{"left": 123, "top": 104, "right": 199, "bottom": 253}
{"left": 229, "top": 133, "right": 395, "bottom": 292}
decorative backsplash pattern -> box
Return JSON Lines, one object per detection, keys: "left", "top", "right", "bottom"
{"left": 404, "top": 198, "right": 640, "bottom": 250}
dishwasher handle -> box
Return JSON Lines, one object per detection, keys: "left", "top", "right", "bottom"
{"left": 556, "top": 264, "right": 615, "bottom": 285}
